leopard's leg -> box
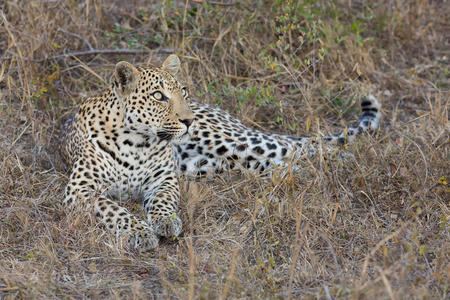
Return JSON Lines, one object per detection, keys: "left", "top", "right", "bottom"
{"left": 142, "top": 170, "right": 182, "bottom": 238}
{"left": 63, "top": 161, "right": 159, "bottom": 251}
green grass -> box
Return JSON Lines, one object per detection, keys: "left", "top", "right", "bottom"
{"left": 0, "top": 0, "right": 449, "bottom": 298}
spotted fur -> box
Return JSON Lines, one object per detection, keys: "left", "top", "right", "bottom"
{"left": 58, "top": 55, "right": 195, "bottom": 251}
{"left": 58, "top": 55, "right": 381, "bottom": 251}
{"left": 176, "top": 95, "right": 381, "bottom": 175}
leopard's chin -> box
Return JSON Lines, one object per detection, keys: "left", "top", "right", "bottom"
{"left": 170, "top": 133, "right": 191, "bottom": 145}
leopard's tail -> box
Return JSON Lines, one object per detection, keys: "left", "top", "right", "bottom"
{"left": 334, "top": 94, "right": 382, "bottom": 144}
{"left": 272, "top": 95, "right": 381, "bottom": 153}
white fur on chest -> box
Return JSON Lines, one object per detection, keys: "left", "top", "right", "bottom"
{"left": 96, "top": 134, "right": 174, "bottom": 201}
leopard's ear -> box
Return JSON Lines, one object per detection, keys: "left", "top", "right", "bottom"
{"left": 162, "top": 54, "right": 180, "bottom": 76}
{"left": 114, "top": 61, "right": 140, "bottom": 94}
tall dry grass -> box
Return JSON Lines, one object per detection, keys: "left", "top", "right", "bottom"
{"left": 0, "top": 0, "right": 449, "bottom": 298}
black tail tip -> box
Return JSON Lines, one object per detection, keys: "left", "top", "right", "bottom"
{"left": 361, "top": 94, "right": 381, "bottom": 109}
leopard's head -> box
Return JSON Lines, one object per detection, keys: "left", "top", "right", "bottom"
{"left": 113, "top": 55, "right": 195, "bottom": 144}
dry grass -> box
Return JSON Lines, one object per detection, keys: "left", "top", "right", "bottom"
{"left": 0, "top": 0, "right": 449, "bottom": 298}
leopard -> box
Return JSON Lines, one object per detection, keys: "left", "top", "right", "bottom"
{"left": 58, "top": 55, "right": 195, "bottom": 250}
{"left": 58, "top": 54, "right": 381, "bottom": 252}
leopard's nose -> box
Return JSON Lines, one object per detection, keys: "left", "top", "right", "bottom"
{"left": 180, "top": 118, "right": 194, "bottom": 129}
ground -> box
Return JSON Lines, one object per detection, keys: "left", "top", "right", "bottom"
{"left": 0, "top": 0, "right": 449, "bottom": 299}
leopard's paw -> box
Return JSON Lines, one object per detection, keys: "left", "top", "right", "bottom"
{"left": 150, "top": 214, "right": 182, "bottom": 237}
{"left": 126, "top": 227, "right": 159, "bottom": 251}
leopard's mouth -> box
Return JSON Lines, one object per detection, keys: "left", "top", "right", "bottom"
{"left": 156, "top": 129, "right": 190, "bottom": 141}
{"left": 156, "top": 131, "right": 174, "bottom": 141}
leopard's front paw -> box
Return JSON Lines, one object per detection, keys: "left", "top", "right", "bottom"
{"left": 126, "top": 227, "right": 159, "bottom": 251}
{"left": 150, "top": 214, "right": 182, "bottom": 237}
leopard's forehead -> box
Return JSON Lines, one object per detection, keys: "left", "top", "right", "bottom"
{"left": 137, "top": 67, "right": 182, "bottom": 91}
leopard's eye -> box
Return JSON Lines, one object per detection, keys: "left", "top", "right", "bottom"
{"left": 181, "top": 88, "right": 187, "bottom": 97}
{"left": 152, "top": 91, "right": 164, "bottom": 101}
